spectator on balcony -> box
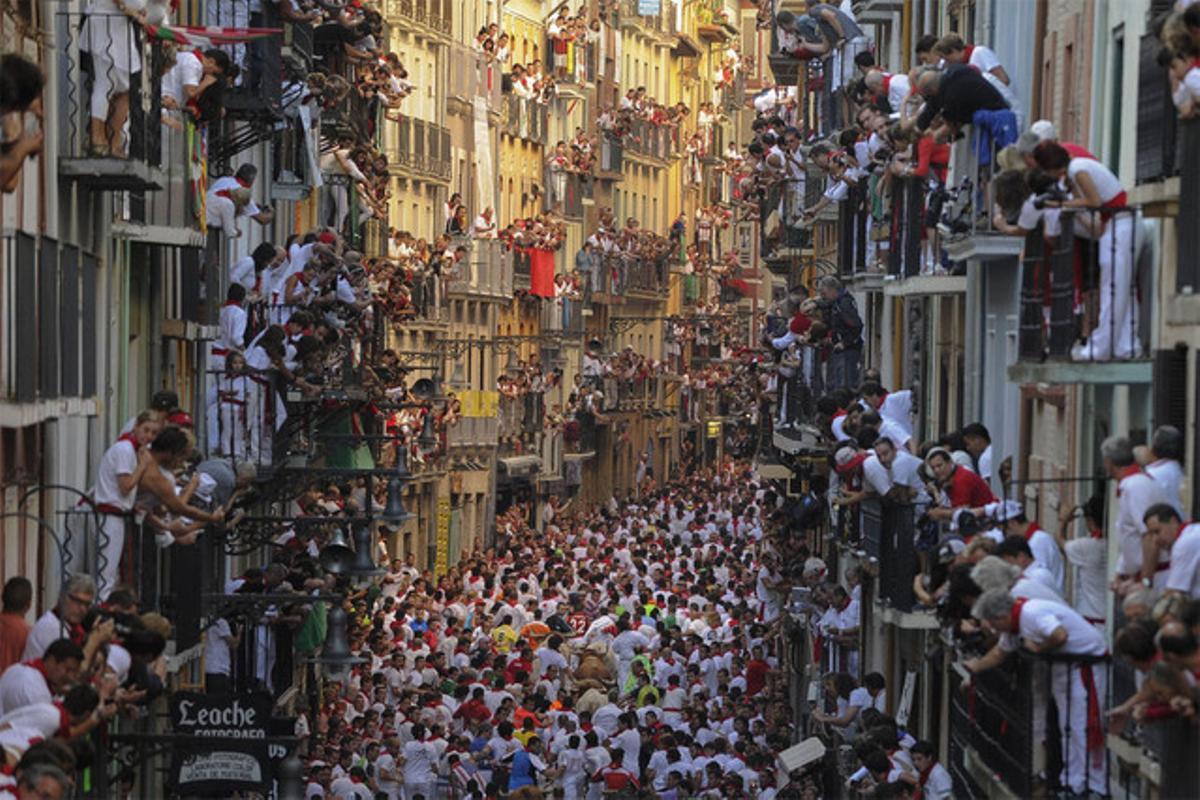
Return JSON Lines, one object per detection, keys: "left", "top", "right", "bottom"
{"left": 91, "top": 412, "right": 161, "bottom": 599}
{"left": 0, "top": 639, "right": 85, "bottom": 716}
{"left": 860, "top": 382, "right": 913, "bottom": 443}
{"left": 969, "top": 589, "right": 1107, "bottom": 794}
{"left": 804, "top": 0, "right": 868, "bottom": 93}
{"left": 0, "top": 54, "right": 43, "bottom": 193}
{"left": 994, "top": 535, "right": 1062, "bottom": 596}
{"left": 472, "top": 207, "right": 497, "bottom": 238}
{"left": 1104, "top": 435, "right": 1170, "bottom": 595}
{"left": 987, "top": 501, "right": 1065, "bottom": 592}
{"left": 1143, "top": 424, "right": 1187, "bottom": 515}
{"left": 80, "top": 0, "right": 147, "bottom": 157}
{"left": 1144, "top": 504, "right": 1200, "bottom": 598}
{"left": 1161, "top": 45, "right": 1200, "bottom": 118}
{"left": 924, "top": 447, "right": 995, "bottom": 525}
{"left": 959, "top": 422, "right": 993, "bottom": 484}
{"left": 0, "top": 578, "right": 32, "bottom": 674}
{"left": 1032, "top": 141, "right": 1140, "bottom": 361}
{"left": 932, "top": 34, "right": 1010, "bottom": 85}
{"left": 913, "top": 65, "right": 1012, "bottom": 148}
{"left": 863, "top": 69, "right": 912, "bottom": 117}
{"left": 814, "top": 276, "right": 862, "bottom": 390}
{"left": 1055, "top": 495, "right": 1108, "bottom": 629}
{"left": 207, "top": 165, "right": 274, "bottom": 236}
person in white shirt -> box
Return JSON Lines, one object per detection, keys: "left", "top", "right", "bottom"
{"left": 1058, "top": 496, "right": 1109, "bottom": 628}
{"left": 961, "top": 422, "right": 995, "bottom": 487}
{"left": 996, "top": 536, "right": 1061, "bottom": 595}
{"left": 933, "top": 34, "right": 1010, "bottom": 85}
{"left": 861, "top": 383, "right": 914, "bottom": 442}
{"left": 90, "top": 411, "right": 161, "bottom": 599}
{"left": 203, "top": 615, "right": 238, "bottom": 693}
{"left": 984, "top": 500, "right": 1065, "bottom": 592}
{"left": 401, "top": 723, "right": 439, "bottom": 799}
{"left": 329, "top": 766, "right": 372, "bottom": 800}
{"left": 23, "top": 575, "right": 95, "bottom": 661}
{"left": 1104, "top": 435, "right": 1169, "bottom": 591}
{"left": 210, "top": 283, "right": 248, "bottom": 374}
{"left": 811, "top": 671, "right": 870, "bottom": 740}
{"left": 0, "top": 639, "right": 84, "bottom": 716}
{"left": 610, "top": 623, "right": 649, "bottom": 690}
{"left": 968, "top": 591, "right": 1107, "bottom": 794}
{"left": 911, "top": 740, "right": 952, "bottom": 800}
{"left": 863, "top": 69, "right": 911, "bottom": 113}
{"left": 1144, "top": 424, "right": 1186, "bottom": 515}
{"left": 1146, "top": 503, "right": 1200, "bottom": 598}
{"left": 374, "top": 739, "right": 402, "bottom": 800}
{"left": 860, "top": 437, "right": 926, "bottom": 503}
{"left": 205, "top": 164, "right": 274, "bottom": 235}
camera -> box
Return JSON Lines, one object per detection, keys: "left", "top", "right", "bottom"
{"left": 1032, "top": 188, "right": 1067, "bottom": 210}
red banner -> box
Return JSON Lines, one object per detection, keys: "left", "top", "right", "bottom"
{"left": 529, "top": 248, "right": 555, "bottom": 298}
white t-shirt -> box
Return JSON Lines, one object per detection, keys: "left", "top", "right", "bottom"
{"left": 1067, "top": 158, "right": 1124, "bottom": 206}
{"left": 1064, "top": 537, "right": 1107, "bottom": 622}
{"left": 207, "top": 175, "right": 261, "bottom": 218}
{"left": 877, "top": 390, "right": 913, "bottom": 438}
{"left": 878, "top": 418, "right": 912, "bottom": 451}
{"left": 0, "top": 663, "right": 52, "bottom": 716}
{"left": 229, "top": 255, "right": 256, "bottom": 291}
{"left": 94, "top": 437, "right": 139, "bottom": 510}
{"left": 1145, "top": 459, "right": 1185, "bottom": 516}
{"left": 401, "top": 739, "right": 438, "bottom": 784}
{"left": 22, "top": 611, "right": 69, "bottom": 661}
{"left": 204, "top": 617, "right": 234, "bottom": 676}
{"left": 1001, "top": 597, "right": 1106, "bottom": 656}
{"left": 1167, "top": 523, "right": 1200, "bottom": 598}
{"left": 1173, "top": 66, "right": 1200, "bottom": 110}
{"left": 375, "top": 752, "right": 401, "bottom": 799}
{"left": 1115, "top": 471, "right": 1168, "bottom": 577}
{"left": 921, "top": 761, "right": 953, "bottom": 800}
{"left": 1026, "top": 527, "right": 1066, "bottom": 592}
{"left": 966, "top": 45, "right": 1002, "bottom": 76}
{"left": 885, "top": 73, "right": 911, "bottom": 112}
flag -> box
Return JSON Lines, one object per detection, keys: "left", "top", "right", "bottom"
{"left": 529, "top": 248, "right": 555, "bottom": 298}
{"left": 144, "top": 24, "right": 280, "bottom": 49}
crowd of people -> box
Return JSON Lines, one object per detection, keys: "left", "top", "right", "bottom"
{"left": 287, "top": 458, "right": 843, "bottom": 799}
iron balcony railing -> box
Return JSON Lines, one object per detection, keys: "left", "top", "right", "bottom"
{"left": 595, "top": 254, "right": 668, "bottom": 296}
{"left": 545, "top": 169, "right": 589, "bottom": 218}
{"left": 207, "top": 1, "right": 283, "bottom": 120}
{"left": 1016, "top": 207, "right": 1150, "bottom": 363}
{"left": 446, "top": 238, "right": 513, "bottom": 298}
{"left": 886, "top": 176, "right": 926, "bottom": 278}
{"left": 552, "top": 36, "right": 596, "bottom": 85}
{"left": 625, "top": 119, "right": 672, "bottom": 161}
{"left": 600, "top": 134, "right": 624, "bottom": 174}
{"left": 837, "top": 181, "right": 871, "bottom": 277}
{"left": 1135, "top": 26, "right": 1180, "bottom": 185}
{"left": 502, "top": 95, "right": 550, "bottom": 144}
{"left": 860, "top": 498, "right": 917, "bottom": 612}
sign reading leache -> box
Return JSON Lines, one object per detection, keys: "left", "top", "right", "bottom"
{"left": 169, "top": 691, "right": 274, "bottom": 795}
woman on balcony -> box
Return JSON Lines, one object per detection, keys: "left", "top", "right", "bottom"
{"left": 1033, "top": 141, "right": 1141, "bottom": 362}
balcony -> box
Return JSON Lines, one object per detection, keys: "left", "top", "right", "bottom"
{"left": 768, "top": 25, "right": 801, "bottom": 87}
{"left": 620, "top": 0, "right": 675, "bottom": 37}
{"left": 1009, "top": 207, "right": 1153, "bottom": 385}
{"left": 949, "top": 650, "right": 1111, "bottom": 799}
{"left": 512, "top": 247, "right": 532, "bottom": 291}
{"left": 0, "top": 233, "right": 99, "bottom": 405}
{"left": 499, "top": 392, "right": 543, "bottom": 455}
{"left": 719, "top": 72, "right": 746, "bottom": 114}
{"left": 446, "top": 239, "right": 513, "bottom": 300}
{"left": 941, "top": 137, "right": 1024, "bottom": 263}
{"left": 54, "top": 12, "right": 167, "bottom": 191}
{"left": 625, "top": 120, "right": 673, "bottom": 163}
{"left": 594, "top": 254, "right": 668, "bottom": 300}
{"left": 860, "top": 499, "right": 936, "bottom": 627}
{"left": 1135, "top": 26, "right": 1180, "bottom": 187}
{"left": 451, "top": 415, "right": 499, "bottom": 448}
{"left": 598, "top": 376, "right": 671, "bottom": 414}
{"left": 502, "top": 95, "right": 550, "bottom": 145}
{"left": 696, "top": 0, "right": 737, "bottom": 41}
{"left": 545, "top": 170, "right": 590, "bottom": 218}
{"left": 541, "top": 297, "right": 585, "bottom": 337}
{"left": 554, "top": 37, "right": 597, "bottom": 87}
{"left": 599, "top": 135, "right": 624, "bottom": 178}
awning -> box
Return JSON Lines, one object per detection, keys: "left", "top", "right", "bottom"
{"left": 498, "top": 455, "right": 542, "bottom": 480}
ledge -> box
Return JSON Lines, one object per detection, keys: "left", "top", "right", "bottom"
{"left": 847, "top": 271, "right": 885, "bottom": 292}
{"left": 0, "top": 396, "right": 98, "bottom": 428}
{"left": 875, "top": 603, "right": 940, "bottom": 630}
{"left": 943, "top": 232, "right": 1023, "bottom": 262}
{"left": 58, "top": 158, "right": 165, "bottom": 191}
{"left": 882, "top": 274, "right": 966, "bottom": 297}
{"left": 1007, "top": 358, "right": 1153, "bottom": 385}
{"left": 112, "top": 222, "right": 205, "bottom": 248}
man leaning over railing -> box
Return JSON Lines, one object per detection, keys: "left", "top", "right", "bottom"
{"left": 967, "top": 589, "right": 1108, "bottom": 796}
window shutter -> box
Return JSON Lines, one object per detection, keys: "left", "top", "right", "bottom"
{"left": 1153, "top": 346, "right": 1189, "bottom": 433}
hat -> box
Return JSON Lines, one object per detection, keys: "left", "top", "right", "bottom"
{"left": 1029, "top": 119, "right": 1056, "bottom": 142}
{"left": 994, "top": 499, "right": 1023, "bottom": 522}
{"left": 937, "top": 537, "right": 966, "bottom": 563}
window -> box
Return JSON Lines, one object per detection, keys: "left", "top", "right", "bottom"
{"left": 1109, "top": 27, "right": 1124, "bottom": 174}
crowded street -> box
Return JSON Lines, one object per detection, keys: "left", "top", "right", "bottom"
{"left": 2, "top": 0, "right": 1200, "bottom": 797}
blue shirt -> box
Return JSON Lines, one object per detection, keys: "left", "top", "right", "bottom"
{"left": 508, "top": 749, "right": 538, "bottom": 789}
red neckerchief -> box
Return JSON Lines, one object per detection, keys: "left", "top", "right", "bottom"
{"left": 963, "top": 45, "right": 975, "bottom": 63}
{"left": 1089, "top": 526, "right": 1103, "bottom": 539}
{"left": 23, "top": 658, "right": 49, "bottom": 683}
{"left": 223, "top": 300, "right": 241, "bottom": 308}
{"left": 1023, "top": 522, "right": 1040, "bottom": 541}
{"left": 837, "top": 597, "right": 851, "bottom": 613}
{"left": 53, "top": 701, "right": 71, "bottom": 736}
{"left": 116, "top": 432, "right": 139, "bottom": 449}
{"left": 1008, "top": 596, "right": 1029, "bottom": 632}
{"left": 1115, "top": 464, "right": 1142, "bottom": 496}
{"left": 881, "top": 73, "right": 893, "bottom": 100}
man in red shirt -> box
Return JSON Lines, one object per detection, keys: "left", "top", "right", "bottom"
{"left": 452, "top": 686, "right": 492, "bottom": 727}
{"left": 0, "top": 578, "right": 32, "bottom": 674}
{"left": 744, "top": 645, "right": 771, "bottom": 696}
{"left": 926, "top": 448, "right": 995, "bottom": 523}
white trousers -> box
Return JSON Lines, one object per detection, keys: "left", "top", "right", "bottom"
{"left": 96, "top": 512, "right": 127, "bottom": 600}
{"left": 1051, "top": 661, "right": 1107, "bottom": 794}
{"left": 1081, "top": 215, "right": 1138, "bottom": 360}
